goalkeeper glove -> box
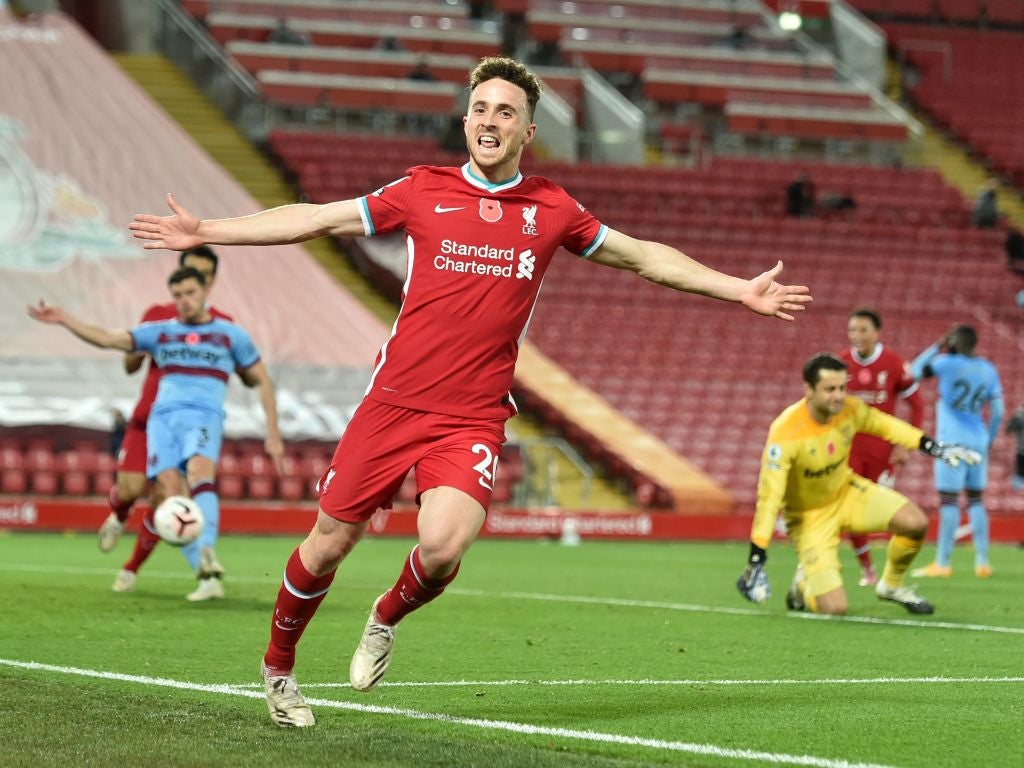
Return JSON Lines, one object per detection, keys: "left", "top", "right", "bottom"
{"left": 919, "top": 436, "right": 982, "bottom": 469}
{"left": 736, "top": 543, "right": 771, "bottom": 604}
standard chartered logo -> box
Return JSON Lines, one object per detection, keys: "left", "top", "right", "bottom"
{"left": 515, "top": 249, "right": 535, "bottom": 280}
{"left": 433, "top": 239, "right": 536, "bottom": 280}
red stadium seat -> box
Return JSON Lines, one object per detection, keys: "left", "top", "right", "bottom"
{"left": 62, "top": 471, "right": 91, "bottom": 496}
{"left": 278, "top": 475, "right": 307, "bottom": 501}
{"left": 247, "top": 475, "right": 276, "bottom": 500}
{"left": 218, "top": 474, "right": 245, "bottom": 500}
{"left": 1, "top": 469, "right": 28, "bottom": 495}
{"left": 92, "top": 471, "right": 115, "bottom": 497}
{"left": 0, "top": 448, "right": 24, "bottom": 471}
{"left": 30, "top": 471, "right": 59, "bottom": 495}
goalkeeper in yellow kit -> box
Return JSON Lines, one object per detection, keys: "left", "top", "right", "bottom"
{"left": 736, "top": 353, "right": 980, "bottom": 615}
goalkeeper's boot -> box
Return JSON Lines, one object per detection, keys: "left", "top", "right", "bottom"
{"left": 262, "top": 662, "right": 315, "bottom": 728}
{"left": 98, "top": 513, "right": 125, "bottom": 553}
{"left": 111, "top": 568, "right": 136, "bottom": 593}
{"left": 785, "top": 565, "right": 806, "bottom": 611}
{"left": 349, "top": 595, "right": 396, "bottom": 692}
{"left": 910, "top": 562, "right": 952, "bottom": 578}
{"left": 875, "top": 580, "right": 934, "bottom": 614}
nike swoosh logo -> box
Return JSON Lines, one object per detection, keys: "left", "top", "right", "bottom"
{"left": 274, "top": 621, "right": 299, "bottom": 631}
{"left": 434, "top": 204, "right": 465, "bottom": 214}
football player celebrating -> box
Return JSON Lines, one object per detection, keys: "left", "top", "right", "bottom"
{"left": 130, "top": 56, "right": 813, "bottom": 728}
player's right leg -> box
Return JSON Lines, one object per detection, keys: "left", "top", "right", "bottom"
{"left": 262, "top": 509, "right": 368, "bottom": 727}
{"left": 99, "top": 421, "right": 149, "bottom": 552}
{"left": 787, "top": 502, "right": 844, "bottom": 614}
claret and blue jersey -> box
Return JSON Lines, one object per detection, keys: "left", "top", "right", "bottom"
{"left": 130, "top": 317, "right": 260, "bottom": 417}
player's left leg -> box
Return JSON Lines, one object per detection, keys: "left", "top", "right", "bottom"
{"left": 875, "top": 500, "right": 933, "bottom": 614}
{"left": 351, "top": 485, "right": 486, "bottom": 692}
{"left": 966, "top": 457, "right": 991, "bottom": 577}
{"left": 183, "top": 454, "right": 223, "bottom": 601}
{"left": 351, "top": 419, "right": 503, "bottom": 692}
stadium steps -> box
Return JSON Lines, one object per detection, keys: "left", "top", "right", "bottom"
{"left": 111, "top": 52, "right": 396, "bottom": 324}
{"left": 112, "top": 55, "right": 632, "bottom": 510}
{"left": 886, "top": 58, "right": 1024, "bottom": 229}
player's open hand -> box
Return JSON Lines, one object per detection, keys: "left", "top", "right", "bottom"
{"left": 130, "top": 193, "right": 204, "bottom": 251}
{"left": 27, "top": 299, "right": 66, "bottom": 325}
{"left": 739, "top": 261, "right": 812, "bottom": 321}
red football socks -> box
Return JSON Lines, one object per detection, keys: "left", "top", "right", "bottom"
{"left": 122, "top": 507, "right": 159, "bottom": 573}
{"left": 850, "top": 534, "right": 873, "bottom": 569}
{"left": 264, "top": 548, "right": 336, "bottom": 675}
{"left": 375, "top": 546, "right": 460, "bottom": 626}
{"left": 108, "top": 484, "right": 135, "bottom": 523}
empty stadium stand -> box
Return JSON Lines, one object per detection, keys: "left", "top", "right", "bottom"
{"left": 883, "top": 23, "right": 1024, "bottom": 188}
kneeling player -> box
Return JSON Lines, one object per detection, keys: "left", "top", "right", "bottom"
{"left": 736, "top": 353, "right": 979, "bottom": 615}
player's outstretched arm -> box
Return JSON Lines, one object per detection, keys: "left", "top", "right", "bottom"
{"left": 129, "top": 193, "right": 365, "bottom": 251}
{"left": 590, "top": 230, "right": 811, "bottom": 321}
{"left": 27, "top": 300, "right": 133, "bottom": 351}
{"left": 240, "top": 361, "right": 286, "bottom": 475}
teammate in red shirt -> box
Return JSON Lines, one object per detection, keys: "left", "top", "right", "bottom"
{"left": 838, "top": 308, "right": 924, "bottom": 586}
{"left": 97, "top": 247, "right": 233, "bottom": 593}
{"left": 130, "top": 57, "right": 813, "bottom": 728}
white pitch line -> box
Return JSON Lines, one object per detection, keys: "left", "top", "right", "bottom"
{"left": 450, "top": 588, "right": 1024, "bottom": 635}
{"left": 4, "top": 562, "right": 1024, "bottom": 635}
{"left": 0, "top": 658, "right": 898, "bottom": 768}
{"left": 223, "top": 675, "right": 1024, "bottom": 690}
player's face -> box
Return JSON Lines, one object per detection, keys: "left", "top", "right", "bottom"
{"left": 805, "top": 369, "right": 847, "bottom": 421}
{"left": 463, "top": 78, "right": 536, "bottom": 181}
{"left": 182, "top": 255, "right": 216, "bottom": 289}
{"left": 170, "top": 277, "right": 208, "bottom": 323}
{"left": 847, "top": 316, "right": 879, "bottom": 357}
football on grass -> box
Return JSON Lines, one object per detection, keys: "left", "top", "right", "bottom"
{"left": 153, "top": 495, "right": 204, "bottom": 546}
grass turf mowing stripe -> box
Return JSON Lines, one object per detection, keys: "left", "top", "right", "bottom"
{"left": 0, "top": 657, "right": 899, "bottom": 768}
{"left": 3, "top": 561, "right": 1023, "bottom": 635}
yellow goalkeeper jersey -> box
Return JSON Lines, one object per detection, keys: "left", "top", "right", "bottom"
{"left": 751, "top": 396, "right": 924, "bottom": 548}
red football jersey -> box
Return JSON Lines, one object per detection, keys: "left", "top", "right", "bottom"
{"left": 839, "top": 343, "right": 924, "bottom": 467}
{"left": 360, "top": 164, "right": 607, "bottom": 420}
{"left": 128, "top": 302, "right": 233, "bottom": 424}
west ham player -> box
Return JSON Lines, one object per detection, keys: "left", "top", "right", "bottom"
{"left": 736, "top": 354, "right": 978, "bottom": 617}
{"left": 910, "top": 325, "right": 1003, "bottom": 579}
{"left": 28, "top": 267, "right": 285, "bottom": 601}
{"left": 128, "top": 57, "right": 812, "bottom": 728}
{"left": 96, "top": 247, "right": 233, "bottom": 595}
{"left": 838, "top": 308, "right": 923, "bottom": 586}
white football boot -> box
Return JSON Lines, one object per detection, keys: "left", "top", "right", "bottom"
{"left": 262, "top": 662, "right": 315, "bottom": 728}
{"left": 349, "top": 595, "right": 396, "bottom": 692}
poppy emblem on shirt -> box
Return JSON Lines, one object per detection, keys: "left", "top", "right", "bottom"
{"left": 857, "top": 368, "right": 871, "bottom": 384}
{"left": 827, "top": 442, "right": 835, "bottom": 455}
{"left": 479, "top": 199, "right": 502, "bottom": 222}
{"left": 185, "top": 332, "right": 200, "bottom": 345}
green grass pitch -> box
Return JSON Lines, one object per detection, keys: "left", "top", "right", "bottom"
{"left": 2, "top": 531, "right": 1022, "bottom": 767}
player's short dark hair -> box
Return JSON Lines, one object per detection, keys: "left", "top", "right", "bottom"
{"left": 179, "top": 245, "right": 219, "bottom": 274}
{"left": 803, "top": 353, "right": 848, "bottom": 386}
{"left": 849, "top": 307, "right": 881, "bottom": 329}
{"left": 168, "top": 266, "right": 207, "bottom": 287}
{"left": 469, "top": 57, "right": 543, "bottom": 120}
{"left": 947, "top": 324, "right": 978, "bottom": 355}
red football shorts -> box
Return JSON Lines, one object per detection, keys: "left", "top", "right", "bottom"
{"left": 317, "top": 398, "right": 507, "bottom": 523}
{"left": 116, "top": 419, "right": 149, "bottom": 474}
